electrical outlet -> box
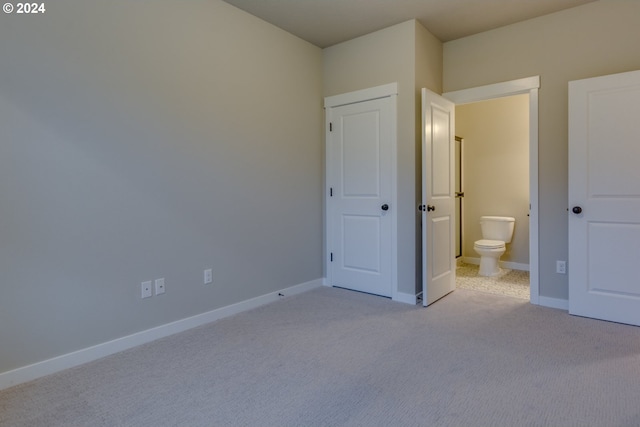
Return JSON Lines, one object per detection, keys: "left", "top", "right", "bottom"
{"left": 556, "top": 260, "right": 566, "bottom": 274}
{"left": 141, "top": 281, "right": 153, "bottom": 298}
{"left": 204, "top": 268, "right": 213, "bottom": 284}
{"left": 155, "top": 278, "right": 165, "bottom": 295}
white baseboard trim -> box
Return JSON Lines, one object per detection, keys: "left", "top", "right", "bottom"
{"left": 324, "top": 278, "right": 417, "bottom": 305}
{"left": 462, "top": 257, "right": 530, "bottom": 272}
{"left": 537, "top": 296, "right": 569, "bottom": 311}
{"left": 0, "top": 278, "right": 323, "bottom": 391}
{"left": 324, "top": 277, "right": 417, "bottom": 305}
{"left": 393, "top": 291, "right": 418, "bottom": 305}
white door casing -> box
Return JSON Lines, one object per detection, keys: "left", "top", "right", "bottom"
{"left": 325, "top": 84, "right": 397, "bottom": 298}
{"left": 422, "top": 88, "right": 456, "bottom": 306}
{"left": 568, "top": 69, "right": 640, "bottom": 326}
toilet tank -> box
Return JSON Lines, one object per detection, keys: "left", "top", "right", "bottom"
{"left": 480, "top": 216, "right": 516, "bottom": 243}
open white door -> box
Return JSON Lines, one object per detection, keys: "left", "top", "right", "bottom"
{"left": 422, "top": 88, "right": 456, "bottom": 306}
{"left": 569, "top": 70, "right": 640, "bottom": 326}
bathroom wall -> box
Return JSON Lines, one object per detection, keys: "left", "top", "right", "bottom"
{"left": 456, "top": 94, "right": 530, "bottom": 267}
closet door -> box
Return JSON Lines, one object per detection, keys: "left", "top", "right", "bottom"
{"left": 325, "top": 85, "right": 396, "bottom": 298}
{"left": 569, "top": 69, "right": 640, "bottom": 326}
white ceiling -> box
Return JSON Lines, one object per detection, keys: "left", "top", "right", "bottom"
{"left": 221, "top": 0, "right": 597, "bottom": 47}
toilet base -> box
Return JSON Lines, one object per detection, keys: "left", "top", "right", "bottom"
{"left": 478, "top": 256, "right": 501, "bottom": 277}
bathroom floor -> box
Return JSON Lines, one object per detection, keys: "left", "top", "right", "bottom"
{"left": 456, "top": 262, "right": 529, "bottom": 300}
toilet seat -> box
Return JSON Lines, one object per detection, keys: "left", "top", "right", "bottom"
{"left": 474, "top": 239, "right": 505, "bottom": 249}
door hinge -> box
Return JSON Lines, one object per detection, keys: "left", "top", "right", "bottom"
{"left": 330, "top": 252, "right": 333, "bottom": 262}
{"left": 329, "top": 122, "right": 332, "bottom": 132}
{"left": 330, "top": 187, "right": 333, "bottom": 197}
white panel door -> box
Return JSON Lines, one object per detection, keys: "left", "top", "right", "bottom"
{"left": 569, "top": 69, "right": 640, "bottom": 326}
{"left": 327, "top": 96, "right": 393, "bottom": 297}
{"left": 422, "top": 88, "right": 456, "bottom": 306}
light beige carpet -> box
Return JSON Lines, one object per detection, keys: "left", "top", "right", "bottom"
{"left": 2, "top": 286, "right": 640, "bottom": 427}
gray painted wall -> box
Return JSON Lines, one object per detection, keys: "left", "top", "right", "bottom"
{"left": 0, "top": 0, "right": 323, "bottom": 374}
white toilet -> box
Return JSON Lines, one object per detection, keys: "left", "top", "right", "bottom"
{"left": 473, "top": 216, "right": 515, "bottom": 277}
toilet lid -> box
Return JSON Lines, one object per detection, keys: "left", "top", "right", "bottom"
{"left": 475, "top": 239, "right": 505, "bottom": 249}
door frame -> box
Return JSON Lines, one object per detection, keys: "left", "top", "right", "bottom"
{"left": 444, "top": 76, "right": 540, "bottom": 304}
{"left": 323, "top": 82, "right": 399, "bottom": 300}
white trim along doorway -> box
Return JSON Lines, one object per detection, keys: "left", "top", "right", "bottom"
{"left": 444, "top": 76, "right": 541, "bottom": 305}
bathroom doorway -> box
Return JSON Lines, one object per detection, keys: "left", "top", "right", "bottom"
{"left": 454, "top": 95, "right": 530, "bottom": 300}
{"left": 443, "top": 76, "right": 541, "bottom": 304}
